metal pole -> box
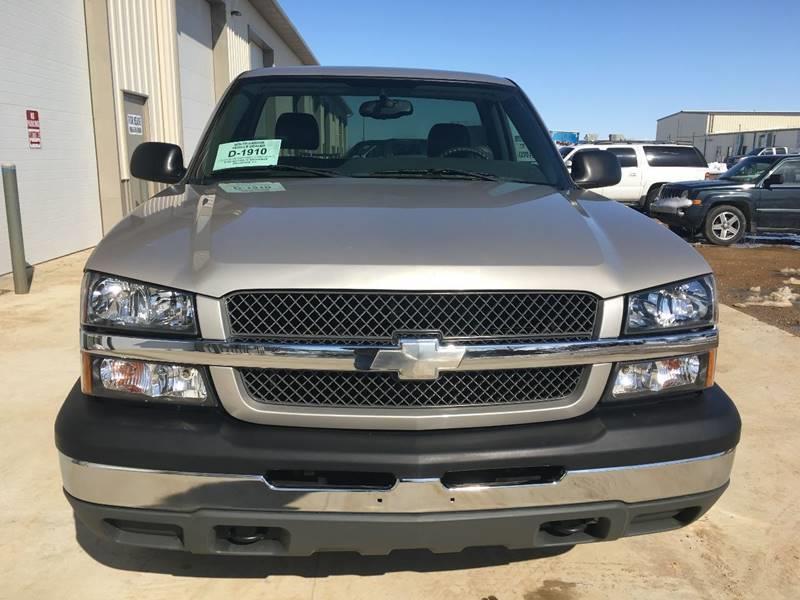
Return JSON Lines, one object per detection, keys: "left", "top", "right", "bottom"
{"left": 2, "top": 164, "right": 30, "bottom": 294}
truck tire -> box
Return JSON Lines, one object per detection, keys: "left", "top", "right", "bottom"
{"left": 704, "top": 205, "right": 746, "bottom": 245}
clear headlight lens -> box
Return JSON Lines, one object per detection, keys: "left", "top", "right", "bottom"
{"left": 84, "top": 273, "right": 197, "bottom": 334}
{"left": 626, "top": 276, "right": 715, "bottom": 333}
{"left": 93, "top": 357, "right": 211, "bottom": 405}
{"left": 612, "top": 354, "right": 709, "bottom": 399}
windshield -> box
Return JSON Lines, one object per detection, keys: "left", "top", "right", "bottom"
{"left": 189, "top": 77, "right": 566, "bottom": 186}
{"left": 558, "top": 146, "right": 574, "bottom": 158}
{"left": 719, "top": 156, "right": 779, "bottom": 182}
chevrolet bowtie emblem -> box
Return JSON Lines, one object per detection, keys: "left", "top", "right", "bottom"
{"left": 369, "top": 339, "right": 465, "bottom": 380}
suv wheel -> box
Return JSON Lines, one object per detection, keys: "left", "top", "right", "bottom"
{"left": 704, "top": 205, "right": 746, "bottom": 245}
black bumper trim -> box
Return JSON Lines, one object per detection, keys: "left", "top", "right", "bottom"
{"left": 55, "top": 382, "right": 740, "bottom": 478}
{"left": 67, "top": 485, "right": 727, "bottom": 556}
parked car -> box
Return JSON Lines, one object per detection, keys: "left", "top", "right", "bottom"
{"left": 561, "top": 142, "right": 709, "bottom": 209}
{"left": 724, "top": 146, "right": 790, "bottom": 170}
{"left": 56, "top": 66, "right": 739, "bottom": 557}
{"left": 651, "top": 154, "right": 800, "bottom": 245}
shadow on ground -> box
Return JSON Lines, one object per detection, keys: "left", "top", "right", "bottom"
{"left": 74, "top": 519, "right": 572, "bottom": 578}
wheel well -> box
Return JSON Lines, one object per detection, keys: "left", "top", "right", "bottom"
{"left": 708, "top": 200, "right": 752, "bottom": 226}
{"left": 647, "top": 183, "right": 666, "bottom": 197}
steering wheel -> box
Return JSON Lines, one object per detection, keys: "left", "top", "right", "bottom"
{"left": 440, "top": 146, "right": 492, "bottom": 159}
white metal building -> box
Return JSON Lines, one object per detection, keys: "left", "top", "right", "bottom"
{"left": 656, "top": 110, "right": 800, "bottom": 161}
{"left": 0, "top": 0, "right": 316, "bottom": 276}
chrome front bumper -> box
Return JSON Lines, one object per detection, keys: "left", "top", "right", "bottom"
{"left": 60, "top": 450, "right": 734, "bottom": 514}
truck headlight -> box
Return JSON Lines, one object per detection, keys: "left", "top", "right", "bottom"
{"left": 83, "top": 273, "right": 197, "bottom": 334}
{"left": 626, "top": 276, "right": 715, "bottom": 333}
{"left": 610, "top": 353, "right": 713, "bottom": 400}
{"left": 84, "top": 357, "right": 213, "bottom": 406}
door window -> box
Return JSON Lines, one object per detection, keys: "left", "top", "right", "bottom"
{"left": 643, "top": 146, "right": 707, "bottom": 167}
{"left": 772, "top": 160, "right": 800, "bottom": 186}
{"left": 606, "top": 147, "right": 638, "bottom": 168}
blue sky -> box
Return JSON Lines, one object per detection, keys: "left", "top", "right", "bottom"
{"left": 281, "top": 0, "right": 800, "bottom": 140}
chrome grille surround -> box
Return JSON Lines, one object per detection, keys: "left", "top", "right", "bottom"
{"left": 239, "top": 366, "right": 586, "bottom": 409}
{"left": 225, "top": 290, "right": 600, "bottom": 345}
{"left": 82, "top": 323, "right": 721, "bottom": 429}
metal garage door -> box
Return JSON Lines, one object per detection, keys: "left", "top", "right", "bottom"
{"left": 0, "top": 0, "right": 102, "bottom": 275}
{"left": 176, "top": 0, "right": 216, "bottom": 160}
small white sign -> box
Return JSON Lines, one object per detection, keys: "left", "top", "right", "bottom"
{"left": 219, "top": 181, "right": 286, "bottom": 193}
{"left": 26, "top": 109, "right": 41, "bottom": 149}
{"left": 213, "top": 139, "right": 282, "bottom": 171}
{"left": 127, "top": 114, "right": 143, "bottom": 136}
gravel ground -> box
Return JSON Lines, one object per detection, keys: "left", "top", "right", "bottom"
{"left": 694, "top": 235, "right": 800, "bottom": 337}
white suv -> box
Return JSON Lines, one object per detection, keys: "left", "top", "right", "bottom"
{"left": 562, "top": 142, "right": 709, "bottom": 209}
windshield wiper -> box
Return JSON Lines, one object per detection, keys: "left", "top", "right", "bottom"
{"left": 356, "top": 168, "right": 500, "bottom": 182}
{"left": 200, "top": 164, "right": 343, "bottom": 182}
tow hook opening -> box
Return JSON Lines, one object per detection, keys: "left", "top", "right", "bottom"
{"left": 214, "top": 526, "right": 290, "bottom": 553}
{"left": 221, "top": 526, "right": 268, "bottom": 545}
{"left": 539, "top": 517, "right": 611, "bottom": 542}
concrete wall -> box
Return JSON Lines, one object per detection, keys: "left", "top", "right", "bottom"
{"left": 0, "top": 0, "right": 102, "bottom": 275}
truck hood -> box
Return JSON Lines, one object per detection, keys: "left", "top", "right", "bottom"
{"left": 87, "top": 178, "right": 710, "bottom": 299}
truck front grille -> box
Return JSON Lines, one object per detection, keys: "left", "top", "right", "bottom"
{"left": 238, "top": 366, "right": 586, "bottom": 408}
{"left": 225, "top": 291, "right": 599, "bottom": 345}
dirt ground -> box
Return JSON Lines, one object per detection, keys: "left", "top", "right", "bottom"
{"left": 2, "top": 249, "right": 800, "bottom": 599}
{"left": 695, "top": 237, "right": 800, "bottom": 336}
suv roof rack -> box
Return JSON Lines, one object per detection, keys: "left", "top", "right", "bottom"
{"left": 587, "top": 140, "right": 693, "bottom": 146}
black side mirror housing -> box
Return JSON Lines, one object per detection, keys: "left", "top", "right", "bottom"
{"left": 762, "top": 172, "right": 784, "bottom": 189}
{"left": 570, "top": 149, "right": 622, "bottom": 189}
{"left": 131, "top": 142, "right": 186, "bottom": 184}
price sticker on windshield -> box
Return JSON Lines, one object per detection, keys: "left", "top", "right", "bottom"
{"left": 213, "top": 139, "right": 282, "bottom": 171}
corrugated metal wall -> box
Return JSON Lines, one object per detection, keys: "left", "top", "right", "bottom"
{"left": 107, "top": 0, "right": 183, "bottom": 180}
{"left": 708, "top": 114, "right": 800, "bottom": 134}
{"left": 695, "top": 129, "right": 800, "bottom": 161}
{"left": 228, "top": 0, "right": 305, "bottom": 78}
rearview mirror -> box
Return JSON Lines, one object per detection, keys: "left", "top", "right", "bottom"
{"left": 359, "top": 96, "right": 413, "bottom": 120}
{"left": 131, "top": 142, "right": 186, "bottom": 184}
{"left": 762, "top": 172, "right": 784, "bottom": 189}
{"left": 570, "top": 150, "right": 622, "bottom": 189}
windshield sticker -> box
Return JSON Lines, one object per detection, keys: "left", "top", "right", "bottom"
{"left": 213, "top": 139, "right": 282, "bottom": 171}
{"left": 219, "top": 181, "right": 286, "bottom": 194}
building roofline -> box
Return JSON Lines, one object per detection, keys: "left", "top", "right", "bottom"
{"left": 658, "top": 110, "right": 800, "bottom": 121}
{"left": 698, "top": 126, "right": 800, "bottom": 137}
{"left": 250, "top": 0, "right": 318, "bottom": 65}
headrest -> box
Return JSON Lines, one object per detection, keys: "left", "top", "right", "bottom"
{"left": 427, "top": 123, "right": 471, "bottom": 157}
{"left": 275, "top": 113, "right": 319, "bottom": 150}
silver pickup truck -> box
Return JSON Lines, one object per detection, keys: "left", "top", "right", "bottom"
{"left": 56, "top": 67, "right": 739, "bottom": 556}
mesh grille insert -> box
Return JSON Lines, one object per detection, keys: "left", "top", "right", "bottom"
{"left": 226, "top": 291, "right": 599, "bottom": 345}
{"left": 239, "top": 367, "right": 585, "bottom": 409}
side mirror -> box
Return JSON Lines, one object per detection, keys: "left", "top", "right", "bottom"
{"left": 131, "top": 142, "right": 186, "bottom": 184}
{"left": 570, "top": 149, "right": 622, "bottom": 189}
{"left": 762, "top": 173, "right": 784, "bottom": 189}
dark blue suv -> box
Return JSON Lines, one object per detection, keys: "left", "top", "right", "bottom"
{"left": 651, "top": 155, "right": 800, "bottom": 245}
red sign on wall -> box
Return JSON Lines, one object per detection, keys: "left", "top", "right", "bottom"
{"left": 26, "top": 109, "right": 41, "bottom": 149}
